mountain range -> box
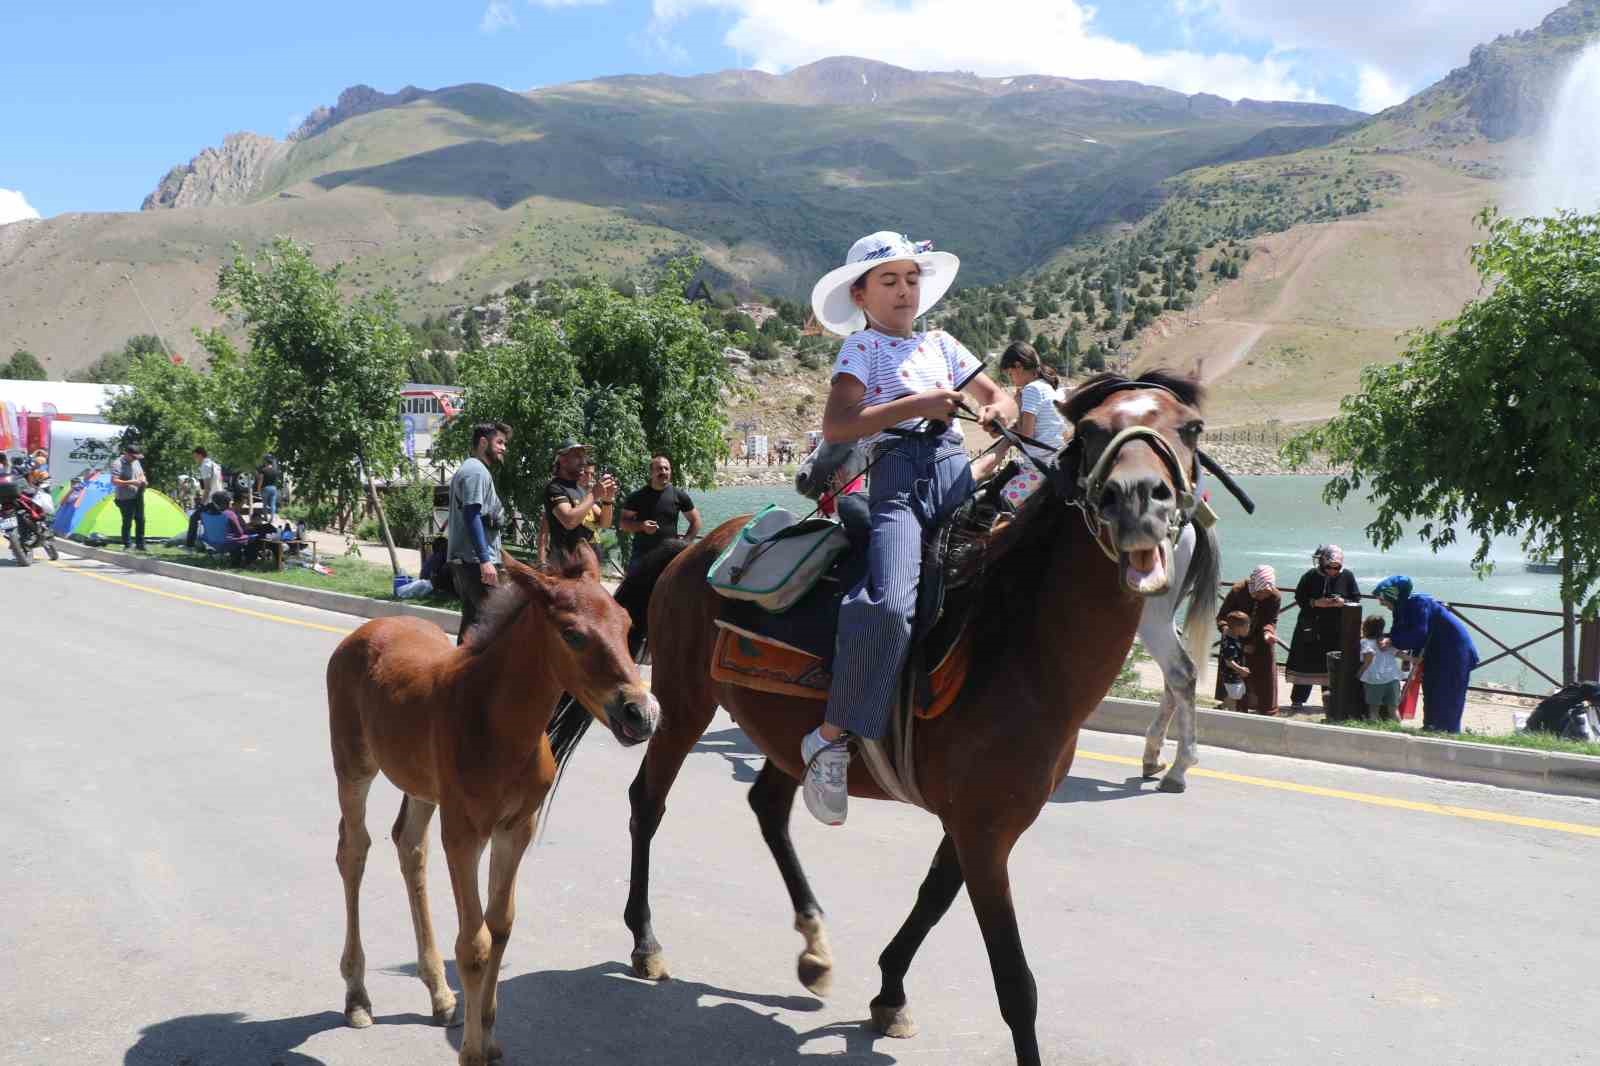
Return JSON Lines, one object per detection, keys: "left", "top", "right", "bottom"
{"left": 2, "top": 0, "right": 1597, "bottom": 383}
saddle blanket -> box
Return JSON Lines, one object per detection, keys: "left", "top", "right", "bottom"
{"left": 710, "top": 622, "right": 972, "bottom": 721}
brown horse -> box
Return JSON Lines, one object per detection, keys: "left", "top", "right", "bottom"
{"left": 327, "top": 546, "right": 657, "bottom": 1066}
{"left": 616, "top": 371, "right": 1215, "bottom": 1066}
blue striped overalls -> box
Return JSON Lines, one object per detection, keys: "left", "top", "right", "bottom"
{"left": 825, "top": 434, "right": 974, "bottom": 740}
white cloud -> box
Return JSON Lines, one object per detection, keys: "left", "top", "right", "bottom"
{"left": 0, "top": 188, "right": 41, "bottom": 226}
{"left": 1184, "top": 1, "right": 1557, "bottom": 91}
{"left": 480, "top": 0, "right": 518, "bottom": 32}
{"left": 1356, "top": 65, "right": 1409, "bottom": 115}
{"left": 651, "top": 0, "right": 1321, "bottom": 102}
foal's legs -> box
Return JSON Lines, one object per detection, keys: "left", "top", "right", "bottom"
{"left": 869, "top": 833, "right": 964, "bottom": 1038}
{"left": 477, "top": 812, "right": 538, "bottom": 1063}
{"left": 336, "top": 772, "right": 377, "bottom": 1027}
{"left": 624, "top": 687, "right": 716, "bottom": 980}
{"left": 747, "top": 761, "right": 834, "bottom": 995}
{"left": 441, "top": 814, "right": 492, "bottom": 1066}
{"left": 391, "top": 796, "right": 457, "bottom": 1024}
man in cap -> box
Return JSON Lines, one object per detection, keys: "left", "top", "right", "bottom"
{"left": 448, "top": 421, "right": 511, "bottom": 645}
{"left": 109, "top": 440, "right": 149, "bottom": 551}
{"left": 541, "top": 439, "right": 616, "bottom": 565}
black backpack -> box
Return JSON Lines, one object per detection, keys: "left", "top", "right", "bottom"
{"left": 1524, "top": 682, "right": 1600, "bottom": 742}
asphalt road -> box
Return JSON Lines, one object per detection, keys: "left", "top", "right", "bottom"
{"left": 5, "top": 555, "right": 1597, "bottom": 1066}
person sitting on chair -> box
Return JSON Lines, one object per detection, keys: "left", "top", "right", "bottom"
{"left": 196, "top": 490, "right": 253, "bottom": 566}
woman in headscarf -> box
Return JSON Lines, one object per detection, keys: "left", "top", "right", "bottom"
{"left": 1215, "top": 564, "right": 1282, "bottom": 714}
{"left": 1285, "top": 544, "right": 1362, "bottom": 711}
{"left": 1372, "top": 576, "right": 1480, "bottom": 733}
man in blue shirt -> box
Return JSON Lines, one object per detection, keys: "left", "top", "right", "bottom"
{"left": 448, "top": 422, "right": 511, "bottom": 645}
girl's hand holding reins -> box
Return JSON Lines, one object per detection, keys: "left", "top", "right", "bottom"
{"left": 974, "top": 404, "right": 1009, "bottom": 436}
{"left": 915, "top": 388, "right": 964, "bottom": 421}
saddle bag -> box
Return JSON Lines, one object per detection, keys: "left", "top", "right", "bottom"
{"left": 707, "top": 505, "right": 851, "bottom": 613}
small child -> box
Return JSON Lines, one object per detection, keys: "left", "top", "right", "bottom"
{"left": 1219, "top": 610, "right": 1252, "bottom": 711}
{"left": 1359, "top": 614, "right": 1403, "bottom": 721}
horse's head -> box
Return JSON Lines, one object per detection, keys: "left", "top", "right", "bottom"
{"left": 1060, "top": 370, "right": 1205, "bottom": 597}
{"left": 503, "top": 546, "right": 659, "bottom": 746}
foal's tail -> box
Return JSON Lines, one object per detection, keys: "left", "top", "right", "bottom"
{"left": 537, "top": 537, "right": 691, "bottom": 842}
{"left": 1178, "top": 521, "right": 1221, "bottom": 678}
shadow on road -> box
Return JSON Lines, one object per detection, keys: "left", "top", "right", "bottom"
{"left": 488, "top": 961, "right": 896, "bottom": 1065}
{"left": 1049, "top": 773, "right": 1160, "bottom": 804}
{"left": 694, "top": 725, "right": 765, "bottom": 783}
{"left": 122, "top": 1007, "right": 426, "bottom": 1065}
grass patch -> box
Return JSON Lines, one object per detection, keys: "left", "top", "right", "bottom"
{"left": 91, "top": 542, "right": 461, "bottom": 611}
{"left": 1326, "top": 716, "right": 1600, "bottom": 759}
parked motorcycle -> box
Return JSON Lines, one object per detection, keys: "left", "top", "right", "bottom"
{"left": 0, "top": 462, "right": 59, "bottom": 567}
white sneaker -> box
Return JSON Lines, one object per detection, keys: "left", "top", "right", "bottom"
{"left": 801, "top": 728, "right": 850, "bottom": 826}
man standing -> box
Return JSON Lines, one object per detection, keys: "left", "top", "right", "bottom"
{"left": 542, "top": 440, "right": 616, "bottom": 565}
{"left": 448, "top": 422, "right": 511, "bottom": 645}
{"left": 109, "top": 442, "right": 148, "bottom": 551}
{"left": 255, "top": 453, "right": 280, "bottom": 519}
{"left": 619, "top": 454, "right": 701, "bottom": 575}
{"left": 186, "top": 447, "right": 225, "bottom": 548}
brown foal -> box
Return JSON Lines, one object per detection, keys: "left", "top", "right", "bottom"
{"left": 327, "top": 545, "right": 657, "bottom": 1066}
{"left": 618, "top": 372, "right": 1210, "bottom": 1066}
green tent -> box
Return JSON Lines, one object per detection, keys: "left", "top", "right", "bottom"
{"left": 69, "top": 489, "right": 190, "bottom": 542}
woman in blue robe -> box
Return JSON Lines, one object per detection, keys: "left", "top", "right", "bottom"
{"left": 1373, "top": 575, "right": 1480, "bottom": 733}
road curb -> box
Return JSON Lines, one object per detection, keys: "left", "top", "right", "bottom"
{"left": 54, "top": 542, "right": 461, "bottom": 635}
{"left": 1088, "top": 698, "right": 1600, "bottom": 801}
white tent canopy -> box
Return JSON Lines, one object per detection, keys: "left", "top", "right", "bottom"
{"left": 0, "top": 380, "right": 128, "bottom": 422}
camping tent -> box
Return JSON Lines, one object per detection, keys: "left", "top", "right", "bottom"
{"left": 53, "top": 473, "right": 115, "bottom": 535}
{"left": 57, "top": 479, "right": 190, "bottom": 542}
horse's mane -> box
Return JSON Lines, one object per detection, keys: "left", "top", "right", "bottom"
{"left": 1063, "top": 369, "right": 1205, "bottom": 424}
{"left": 969, "top": 479, "right": 1069, "bottom": 657}
{"left": 464, "top": 544, "right": 594, "bottom": 652}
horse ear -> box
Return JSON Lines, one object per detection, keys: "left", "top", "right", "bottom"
{"left": 504, "top": 553, "right": 536, "bottom": 580}
{"left": 577, "top": 540, "right": 603, "bottom": 580}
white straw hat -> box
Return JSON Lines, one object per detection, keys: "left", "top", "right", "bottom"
{"left": 810, "top": 231, "right": 960, "bottom": 337}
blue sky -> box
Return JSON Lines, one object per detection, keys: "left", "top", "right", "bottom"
{"left": 0, "top": 0, "right": 1562, "bottom": 221}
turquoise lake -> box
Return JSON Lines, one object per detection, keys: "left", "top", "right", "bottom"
{"left": 692, "top": 475, "right": 1567, "bottom": 690}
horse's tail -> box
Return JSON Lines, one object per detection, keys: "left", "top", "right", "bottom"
{"left": 537, "top": 537, "right": 691, "bottom": 842}
{"left": 1178, "top": 520, "right": 1221, "bottom": 679}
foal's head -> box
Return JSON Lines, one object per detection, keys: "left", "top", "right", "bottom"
{"left": 474, "top": 545, "right": 658, "bottom": 745}
{"left": 1062, "top": 370, "right": 1205, "bottom": 597}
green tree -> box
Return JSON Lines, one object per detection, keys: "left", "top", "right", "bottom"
{"left": 1285, "top": 210, "right": 1600, "bottom": 674}
{"left": 1, "top": 349, "right": 46, "bottom": 379}
{"left": 213, "top": 237, "right": 410, "bottom": 563}
{"left": 1009, "top": 316, "right": 1032, "bottom": 342}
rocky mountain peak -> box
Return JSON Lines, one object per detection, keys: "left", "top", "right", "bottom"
{"left": 289, "top": 84, "right": 430, "bottom": 141}
{"left": 139, "top": 132, "right": 287, "bottom": 211}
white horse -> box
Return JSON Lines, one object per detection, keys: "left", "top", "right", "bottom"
{"left": 1135, "top": 520, "right": 1219, "bottom": 793}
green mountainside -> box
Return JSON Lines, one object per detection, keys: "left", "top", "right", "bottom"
{"left": 1, "top": 57, "right": 1359, "bottom": 373}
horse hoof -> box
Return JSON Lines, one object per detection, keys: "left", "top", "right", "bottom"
{"left": 632, "top": 951, "right": 670, "bottom": 981}
{"left": 798, "top": 952, "right": 833, "bottom": 997}
{"left": 1158, "top": 776, "right": 1187, "bottom": 794}
{"left": 345, "top": 1005, "right": 374, "bottom": 1029}
{"left": 432, "top": 996, "right": 459, "bottom": 1027}
{"left": 1142, "top": 762, "right": 1167, "bottom": 781}
{"left": 870, "top": 1004, "right": 918, "bottom": 1039}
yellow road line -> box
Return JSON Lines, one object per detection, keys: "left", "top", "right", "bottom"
{"left": 1076, "top": 751, "right": 1600, "bottom": 839}
{"left": 49, "top": 560, "right": 354, "bottom": 635}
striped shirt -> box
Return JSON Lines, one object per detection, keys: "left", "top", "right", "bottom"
{"left": 1017, "top": 378, "right": 1067, "bottom": 462}
{"left": 831, "top": 328, "right": 983, "bottom": 446}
